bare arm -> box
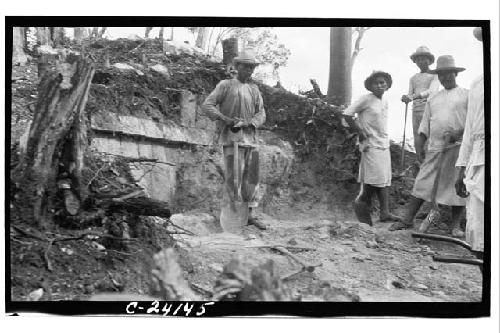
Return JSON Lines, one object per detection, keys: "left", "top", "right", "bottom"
{"left": 343, "top": 96, "right": 368, "bottom": 141}
{"left": 402, "top": 77, "right": 414, "bottom": 103}
{"left": 343, "top": 115, "right": 366, "bottom": 141}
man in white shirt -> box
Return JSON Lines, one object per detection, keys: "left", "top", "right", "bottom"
{"left": 455, "top": 27, "right": 485, "bottom": 256}
{"left": 390, "top": 55, "right": 468, "bottom": 234}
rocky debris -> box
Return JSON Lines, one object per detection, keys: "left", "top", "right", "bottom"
{"left": 414, "top": 283, "right": 429, "bottom": 290}
{"left": 169, "top": 213, "right": 219, "bottom": 236}
{"left": 112, "top": 62, "right": 144, "bottom": 76}
{"left": 300, "top": 281, "right": 361, "bottom": 302}
{"left": 150, "top": 248, "right": 200, "bottom": 301}
{"left": 27, "top": 288, "right": 44, "bottom": 301}
{"left": 150, "top": 64, "right": 171, "bottom": 79}
{"left": 163, "top": 40, "right": 205, "bottom": 56}
{"left": 389, "top": 279, "right": 406, "bottom": 289}
{"left": 212, "top": 257, "right": 291, "bottom": 301}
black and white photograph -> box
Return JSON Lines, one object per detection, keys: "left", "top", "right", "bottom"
{"left": 1, "top": 0, "right": 499, "bottom": 329}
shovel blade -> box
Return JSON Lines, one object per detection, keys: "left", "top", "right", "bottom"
{"left": 418, "top": 208, "right": 441, "bottom": 233}
{"left": 220, "top": 201, "right": 248, "bottom": 233}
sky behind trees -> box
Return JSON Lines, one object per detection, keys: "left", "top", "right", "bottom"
{"left": 275, "top": 27, "right": 484, "bottom": 142}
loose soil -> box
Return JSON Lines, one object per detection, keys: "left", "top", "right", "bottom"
{"left": 8, "top": 38, "right": 482, "bottom": 303}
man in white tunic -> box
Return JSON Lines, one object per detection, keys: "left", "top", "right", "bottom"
{"left": 390, "top": 55, "right": 468, "bottom": 233}
{"left": 344, "top": 71, "right": 402, "bottom": 226}
{"left": 455, "top": 27, "right": 485, "bottom": 256}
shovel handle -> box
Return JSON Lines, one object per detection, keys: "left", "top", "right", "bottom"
{"left": 233, "top": 141, "right": 239, "bottom": 198}
{"left": 432, "top": 255, "right": 483, "bottom": 267}
{"left": 401, "top": 102, "right": 409, "bottom": 171}
{"left": 411, "top": 232, "right": 472, "bottom": 251}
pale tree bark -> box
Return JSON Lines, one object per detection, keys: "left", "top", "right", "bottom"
{"left": 327, "top": 27, "right": 352, "bottom": 106}
{"left": 14, "top": 54, "right": 95, "bottom": 228}
{"left": 13, "top": 27, "right": 28, "bottom": 65}
{"left": 195, "top": 27, "right": 209, "bottom": 50}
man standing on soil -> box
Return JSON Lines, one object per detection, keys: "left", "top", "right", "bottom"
{"left": 390, "top": 55, "right": 468, "bottom": 234}
{"left": 401, "top": 46, "right": 440, "bottom": 174}
{"left": 202, "top": 49, "right": 267, "bottom": 230}
{"left": 455, "top": 27, "right": 485, "bottom": 258}
{"left": 343, "top": 71, "right": 402, "bottom": 226}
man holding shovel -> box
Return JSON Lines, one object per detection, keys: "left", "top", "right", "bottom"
{"left": 390, "top": 55, "right": 468, "bottom": 235}
{"left": 202, "top": 49, "right": 267, "bottom": 231}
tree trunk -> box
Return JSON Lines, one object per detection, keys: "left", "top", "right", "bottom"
{"left": 14, "top": 54, "right": 95, "bottom": 228}
{"left": 222, "top": 37, "right": 238, "bottom": 65}
{"left": 90, "top": 27, "right": 99, "bottom": 38}
{"left": 51, "top": 27, "right": 65, "bottom": 46}
{"left": 36, "top": 27, "right": 52, "bottom": 46}
{"left": 145, "top": 27, "right": 153, "bottom": 39}
{"left": 13, "top": 27, "right": 28, "bottom": 65}
{"left": 98, "top": 27, "right": 107, "bottom": 38}
{"left": 195, "top": 27, "right": 208, "bottom": 50}
{"left": 158, "top": 27, "right": 164, "bottom": 41}
{"left": 74, "top": 27, "right": 86, "bottom": 42}
{"left": 327, "top": 27, "right": 352, "bottom": 105}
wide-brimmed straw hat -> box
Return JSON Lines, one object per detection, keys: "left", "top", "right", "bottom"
{"left": 364, "top": 70, "right": 393, "bottom": 91}
{"left": 428, "top": 55, "right": 465, "bottom": 74}
{"left": 410, "top": 46, "right": 435, "bottom": 64}
{"left": 233, "top": 49, "right": 260, "bottom": 66}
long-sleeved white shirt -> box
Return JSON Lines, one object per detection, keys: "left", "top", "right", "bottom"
{"left": 456, "top": 74, "right": 484, "bottom": 167}
{"left": 202, "top": 78, "right": 266, "bottom": 146}
{"left": 418, "top": 86, "right": 469, "bottom": 152}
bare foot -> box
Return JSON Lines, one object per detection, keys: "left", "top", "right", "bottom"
{"left": 353, "top": 200, "right": 373, "bottom": 226}
{"left": 248, "top": 216, "right": 267, "bottom": 230}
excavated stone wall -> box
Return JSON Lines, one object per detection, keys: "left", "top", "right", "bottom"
{"left": 89, "top": 90, "right": 294, "bottom": 215}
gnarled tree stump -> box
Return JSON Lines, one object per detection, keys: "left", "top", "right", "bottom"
{"left": 13, "top": 54, "right": 95, "bottom": 228}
